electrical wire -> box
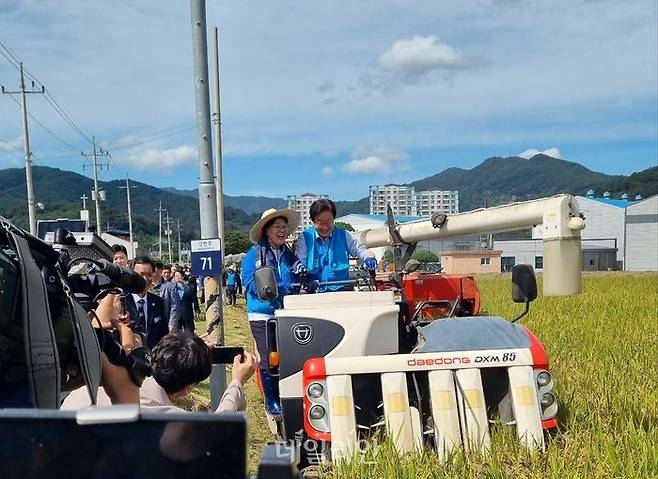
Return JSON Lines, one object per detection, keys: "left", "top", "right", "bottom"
{"left": 107, "top": 124, "right": 196, "bottom": 151}
{"left": 0, "top": 39, "right": 20, "bottom": 69}
{"left": 5, "top": 92, "right": 82, "bottom": 153}
{"left": 1, "top": 38, "right": 94, "bottom": 146}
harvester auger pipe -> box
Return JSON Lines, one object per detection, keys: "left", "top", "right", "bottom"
{"left": 357, "top": 194, "right": 585, "bottom": 296}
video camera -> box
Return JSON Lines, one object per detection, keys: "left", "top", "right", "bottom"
{"left": 0, "top": 216, "right": 150, "bottom": 408}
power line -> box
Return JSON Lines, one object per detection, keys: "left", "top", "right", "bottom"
{"left": 1, "top": 38, "right": 93, "bottom": 146}
{"left": 107, "top": 124, "right": 196, "bottom": 150}
{"left": 4, "top": 92, "right": 82, "bottom": 153}
{"left": 38, "top": 123, "right": 196, "bottom": 161}
{"left": 42, "top": 90, "right": 93, "bottom": 144}
{"left": 106, "top": 151, "right": 126, "bottom": 180}
{"left": 0, "top": 39, "right": 20, "bottom": 69}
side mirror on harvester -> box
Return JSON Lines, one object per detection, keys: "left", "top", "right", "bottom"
{"left": 403, "top": 259, "right": 421, "bottom": 274}
{"left": 255, "top": 266, "right": 279, "bottom": 301}
{"left": 511, "top": 264, "right": 537, "bottom": 323}
{"left": 512, "top": 264, "right": 537, "bottom": 303}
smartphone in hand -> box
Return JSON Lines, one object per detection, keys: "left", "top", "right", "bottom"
{"left": 210, "top": 346, "right": 245, "bottom": 364}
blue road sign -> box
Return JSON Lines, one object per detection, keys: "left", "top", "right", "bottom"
{"left": 190, "top": 238, "right": 222, "bottom": 277}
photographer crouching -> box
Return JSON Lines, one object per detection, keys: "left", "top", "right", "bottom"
{"left": 64, "top": 292, "right": 257, "bottom": 412}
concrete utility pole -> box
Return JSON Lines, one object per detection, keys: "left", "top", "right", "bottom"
{"left": 119, "top": 176, "right": 137, "bottom": 258}
{"left": 1, "top": 63, "right": 44, "bottom": 235}
{"left": 191, "top": 0, "right": 218, "bottom": 236}
{"left": 190, "top": 0, "right": 225, "bottom": 408}
{"left": 177, "top": 218, "right": 181, "bottom": 263}
{"left": 212, "top": 27, "right": 225, "bottom": 241}
{"left": 82, "top": 137, "right": 109, "bottom": 233}
{"left": 155, "top": 201, "right": 166, "bottom": 259}
{"left": 165, "top": 210, "right": 173, "bottom": 264}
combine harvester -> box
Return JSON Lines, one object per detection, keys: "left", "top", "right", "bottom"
{"left": 255, "top": 194, "right": 585, "bottom": 466}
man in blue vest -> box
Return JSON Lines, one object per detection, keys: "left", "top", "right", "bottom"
{"left": 296, "top": 198, "right": 378, "bottom": 291}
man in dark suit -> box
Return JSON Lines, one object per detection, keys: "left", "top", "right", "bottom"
{"left": 127, "top": 256, "right": 169, "bottom": 349}
{"left": 173, "top": 271, "right": 196, "bottom": 332}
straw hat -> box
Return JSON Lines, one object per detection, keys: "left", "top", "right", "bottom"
{"left": 249, "top": 208, "right": 300, "bottom": 243}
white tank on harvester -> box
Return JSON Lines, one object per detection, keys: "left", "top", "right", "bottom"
{"left": 256, "top": 194, "right": 585, "bottom": 466}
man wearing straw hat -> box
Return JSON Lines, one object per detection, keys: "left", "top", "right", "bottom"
{"left": 241, "top": 207, "right": 306, "bottom": 415}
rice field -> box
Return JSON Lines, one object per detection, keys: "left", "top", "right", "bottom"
{"left": 200, "top": 272, "right": 658, "bottom": 478}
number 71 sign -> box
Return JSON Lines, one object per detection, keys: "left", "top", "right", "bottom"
{"left": 190, "top": 238, "right": 222, "bottom": 276}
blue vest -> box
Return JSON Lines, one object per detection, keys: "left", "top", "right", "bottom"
{"left": 303, "top": 227, "right": 350, "bottom": 283}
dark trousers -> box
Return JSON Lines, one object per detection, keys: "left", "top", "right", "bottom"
{"left": 249, "top": 320, "right": 268, "bottom": 369}
{"left": 226, "top": 285, "right": 236, "bottom": 305}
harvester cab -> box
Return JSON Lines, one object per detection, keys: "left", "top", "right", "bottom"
{"left": 258, "top": 194, "right": 584, "bottom": 466}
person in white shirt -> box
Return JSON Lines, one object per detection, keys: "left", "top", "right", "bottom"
{"left": 63, "top": 331, "right": 256, "bottom": 413}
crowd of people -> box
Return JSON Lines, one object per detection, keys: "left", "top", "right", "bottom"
{"left": 62, "top": 246, "right": 257, "bottom": 414}
{"left": 64, "top": 198, "right": 376, "bottom": 417}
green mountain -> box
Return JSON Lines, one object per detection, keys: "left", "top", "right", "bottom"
{"left": 410, "top": 154, "right": 629, "bottom": 210}
{"left": 0, "top": 166, "right": 259, "bottom": 241}
{"left": 338, "top": 155, "right": 655, "bottom": 214}
{"left": 596, "top": 165, "right": 658, "bottom": 200}
{"left": 162, "top": 187, "right": 287, "bottom": 214}
{"left": 335, "top": 197, "right": 370, "bottom": 217}
{"left": 1, "top": 158, "right": 655, "bottom": 243}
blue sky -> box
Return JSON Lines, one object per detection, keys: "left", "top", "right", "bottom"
{"left": 0, "top": 0, "right": 656, "bottom": 201}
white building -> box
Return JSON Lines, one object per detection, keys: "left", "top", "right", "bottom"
{"left": 625, "top": 195, "right": 658, "bottom": 271}
{"left": 415, "top": 190, "right": 459, "bottom": 216}
{"left": 369, "top": 184, "right": 417, "bottom": 216}
{"left": 369, "top": 184, "right": 459, "bottom": 217}
{"left": 493, "top": 238, "right": 619, "bottom": 272}
{"left": 287, "top": 193, "right": 328, "bottom": 235}
{"left": 496, "top": 192, "right": 657, "bottom": 272}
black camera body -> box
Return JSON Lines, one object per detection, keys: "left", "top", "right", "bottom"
{"left": 0, "top": 218, "right": 151, "bottom": 407}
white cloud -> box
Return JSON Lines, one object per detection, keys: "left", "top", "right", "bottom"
{"left": 342, "top": 147, "right": 410, "bottom": 173}
{"left": 0, "top": 136, "right": 24, "bottom": 166}
{"left": 379, "top": 35, "right": 466, "bottom": 77}
{"left": 518, "top": 147, "right": 562, "bottom": 159}
{"left": 321, "top": 166, "right": 334, "bottom": 176}
{"left": 124, "top": 145, "right": 196, "bottom": 170}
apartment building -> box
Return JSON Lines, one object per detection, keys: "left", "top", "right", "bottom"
{"left": 369, "top": 184, "right": 459, "bottom": 217}
{"left": 415, "top": 190, "right": 459, "bottom": 216}
{"left": 287, "top": 193, "right": 329, "bottom": 235}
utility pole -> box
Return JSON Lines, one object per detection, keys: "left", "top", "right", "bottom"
{"left": 165, "top": 210, "right": 173, "bottom": 264}
{"left": 177, "top": 218, "right": 181, "bottom": 263}
{"left": 154, "top": 202, "right": 166, "bottom": 259}
{"left": 212, "top": 27, "right": 225, "bottom": 241}
{"left": 82, "top": 137, "right": 109, "bottom": 233}
{"left": 80, "top": 193, "right": 90, "bottom": 225}
{"left": 2, "top": 63, "right": 45, "bottom": 235}
{"left": 191, "top": 0, "right": 224, "bottom": 408}
{"left": 119, "top": 176, "right": 137, "bottom": 258}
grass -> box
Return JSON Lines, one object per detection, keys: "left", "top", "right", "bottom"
{"left": 187, "top": 298, "right": 277, "bottom": 472}
{"left": 192, "top": 273, "right": 658, "bottom": 478}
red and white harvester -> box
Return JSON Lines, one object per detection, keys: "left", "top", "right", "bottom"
{"left": 256, "top": 194, "right": 585, "bottom": 465}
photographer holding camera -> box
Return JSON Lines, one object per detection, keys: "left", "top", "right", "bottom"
{"left": 63, "top": 328, "right": 257, "bottom": 413}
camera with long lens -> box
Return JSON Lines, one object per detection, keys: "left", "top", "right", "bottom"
{"left": 65, "top": 257, "right": 153, "bottom": 387}
{"left": 0, "top": 217, "right": 151, "bottom": 408}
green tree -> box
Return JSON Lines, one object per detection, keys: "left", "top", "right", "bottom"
{"left": 412, "top": 250, "right": 440, "bottom": 263}
{"left": 335, "top": 221, "right": 355, "bottom": 232}
{"left": 224, "top": 230, "right": 252, "bottom": 254}
{"left": 382, "top": 250, "right": 395, "bottom": 263}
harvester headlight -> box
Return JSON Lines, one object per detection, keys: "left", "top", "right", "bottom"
{"left": 307, "top": 383, "right": 324, "bottom": 399}
{"left": 540, "top": 392, "right": 556, "bottom": 408}
{"left": 309, "top": 405, "right": 326, "bottom": 420}
{"left": 537, "top": 371, "right": 552, "bottom": 387}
